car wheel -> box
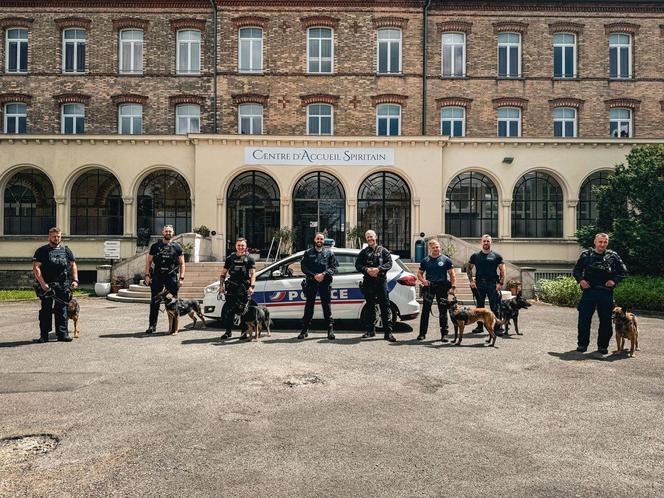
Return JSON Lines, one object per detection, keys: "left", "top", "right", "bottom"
{"left": 360, "top": 302, "right": 398, "bottom": 331}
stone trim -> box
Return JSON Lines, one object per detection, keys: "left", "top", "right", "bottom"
{"left": 548, "top": 98, "right": 584, "bottom": 110}
{"left": 436, "top": 97, "right": 472, "bottom": 110}
{"left": 54, "top": 17, "right": 92, "bottom": 30}
{"left": 300, "top": 94, "right": 339, "bottom": 107}
{"left": 371, "top": 94, "right": 408, "bottom": 106}
{"left": 661, "top": 100, "right": 664, "bottom": 112}
{"left": 0, "top": 93, "right": 32, "bottom": 105}
{"left": 112, "top": 18, "right": 149, "bottom": 32}
{"left": 232, "top": 16, "right": 269, "bottom": 29}
{"left": 492, "top": 97, "right": 528, "bottom": 110}
{"left": 170, "top": 18, "right": 207, "bottom": 32}
{"left": 300, "top": 16, "right": 340, "bottom": 30}
{"left": 548, "top": 21, "right": 584, "bottom": 35}
{"left": 112, "top": 94, "right": 149, "bottom": 105}
{"left": 437, "top": 21, "right": 472, "bottom": 34}
{"left": 604, "top": 98, "right": 640, "bottom": 111}
{"left": 492, "top": 21, "right": 528, "bottom": 35}
{"left": 169, "top": 94, "right": 206, "bottom": 106}
{"left": 0, "top": 17, "right": 34, "bottom": 29}
{"left": 604, "top": 22, "right": 640, "bottom": 35}
{"left": 372, "top": 17, "right": 408, "bottom": 29}
{"left": 53, "top": 93, "right": 91, "bottom": 105}
{"left": 232, "top": 93, "right": 269, "bottom": 105}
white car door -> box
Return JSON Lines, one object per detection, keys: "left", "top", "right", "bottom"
{"left": 257, "top": 256, "right": 307, "bottom": 319}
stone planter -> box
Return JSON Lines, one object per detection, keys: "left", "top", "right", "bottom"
{"left": 95, "top": 282, "right": 111, "bottom": 296}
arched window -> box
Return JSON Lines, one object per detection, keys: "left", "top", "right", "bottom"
{"left": 227, "top": 171, "right": 280, "bottom": 256}
{"left": 577, "top": 170, "right": 612, "bottom": 229}
{"left": 3, "top": 168, "right": 55, "bottom": 235}
{"left": 445, "top": 172, "right": 498, "bottom": 238}
{"left": 358, "top": 172, "right": 411, "bottom": 258}
{"left": 70, "top": 169, "right": 123, "bottom": 235}
{"left": 137, "top": 170, "right": 191, "bottom": 237}
{"left": 512, "top": 171, "right": 563, "bottom": 238}
{"left": 293, "top": 172, "right": 345, "bottom": 251}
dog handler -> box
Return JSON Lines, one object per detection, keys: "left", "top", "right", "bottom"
{"left": 417, "top": 239, "right": 456, "bottom": 342}
{"left": 467, "top": 234, "right": 505, "bottom": 335}
{"left": 298, "top": 232, "right": 339, "bottom": 340}
{"left": 219, "top": 238, "right": 256, "bottom": 340}
{"left": 144, "top": 225, "right": 185, "bottom": 334}
{"left": 355, "top": 230, "right": 396, "bottom": 342}
{"left": 32, "top": 227, "right": 78, "bottom": 342}
{"left": 573, "top": 232, "right": 627, "bottom": 355}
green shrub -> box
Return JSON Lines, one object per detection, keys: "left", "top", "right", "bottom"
{"left": 536, "top": 275, "right": 664, "bottom": 311}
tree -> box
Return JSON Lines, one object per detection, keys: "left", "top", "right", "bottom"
{"left": 575, "top": 144, "right": 664, "bottom": 275}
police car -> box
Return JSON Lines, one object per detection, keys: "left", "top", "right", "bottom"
{"left": 202, "top": 248, "right": 420, "bottom": 327}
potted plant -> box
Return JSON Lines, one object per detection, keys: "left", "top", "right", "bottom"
{"left": 345, "top": 225, "right": 362, "bottom": 249}
{"left": 274, "top": 227, "right": 295, "bottom": 256}
{"left": 505, "top": 279, "right": 521, "bottom": 296}
{"left": 110, "top": 275, "right": 127, "bottom": 294}
{"left": 181, "top": 242, "right": 194, "bottom": 262}
{"left": 193, "top": 225, "right": 211, "bottom": 238}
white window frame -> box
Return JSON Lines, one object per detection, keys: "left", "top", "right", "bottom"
{"left": 441, "top": 32, "right": 466, "bottom": 77}
{"left": 306, "top": 103, "right": 333, "bottom": 135}
{"left": 307, "top": 27, "right": 334, "bottom": 74}
{"left": 497, "top": 32, "right": 521, "bottom": 78}
{"left": 238, "top": 27, "right": 263, "bottom": 73}
{"left": 118, "top": 103, "right": 143, "bottom": 135}
{"left": 176, "top": 29, "right": 201, "bottom": 75}
{"left": 497, "top": 107, "right": 521, "bottom": 137}
{"left": 238, "top": 103, "right": 263, "bottom": 135}
{"left": 175, "top": 103, "right": 200, "bottom": 134}
{"left": 609, "top": 108, "right": 632, "bottom": 138}
{"left": 5, "top": 28, "right": 28, "bottom": 74}
{"left": 62, "top": 28, "right": 86, "bottom": 74}
{"left": 553, "top": 32, "right": 577, "bottom": 78}
{"left": 609, "top": 33, "right": 632, "bottom": 79}
{"left": 376, "top": 28, "right": 402, "bottom": 75}
{"left": 553, "top": 107, "right": 577, "bottom": 138}
{"left": 61, "top": 103, "right": 85, "bottom": 134}
{"left": 376, "top": 103, "right": 402, "bottom": 136}
{"left": 119, "top": 29, "right": 144, "bottom": 75}
{"left": 440, "top": 106, "right": 466, "bottom": 137}
{"left": 3, "top": 103, "right": 27, "bottom": 134}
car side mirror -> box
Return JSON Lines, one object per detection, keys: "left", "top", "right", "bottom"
{"left": 271, "top": 269, "right": 282, "bottom": 278}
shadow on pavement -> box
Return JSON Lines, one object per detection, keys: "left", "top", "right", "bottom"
{"left": 99, "top": 332, "right": 170, "bottom": 339}
{"left": 548, "top": 350, "right": 626, "bottom": 362}
{"left": 0, "top": 340, "right": 41, "bottom": 348}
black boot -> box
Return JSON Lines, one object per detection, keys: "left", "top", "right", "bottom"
{"left": 57, "top": 333, "right": 73, "bottom": 342}
{"left": 384, "top": 332, "right": 396, "bottom": 342}
{"left": 297, "top": 329, "right": 309, "bottom": 340}
{"left": 472, "top": 323, "right": 484, "bottom": 333}
{"left": 440, "top": 329, "right": 449, "bottom": 343}
{"left": 361, "top": 330, "right": 376, "bottom": 338}
{"left": 145, "top": 325, "right": 155, "bottom": 334}
{"left": 416, "top": 332, "right": 426, "bottom": 340}
{"left": 220, "top": 330, "right": 232, "bottom": 340}
{"left": 35, "top": 332, "right": 49, "bottom": 343}
{"left": 327, "top": 321, "right": 335, "bottom": 340}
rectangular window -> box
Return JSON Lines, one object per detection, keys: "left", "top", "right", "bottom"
{"left": 308, "top": 27, "right": 333, "bottom": 74}
{"left": 497, "top": 32, "right": 521, "bottom": 78}
{"left": 553, "top": 107, "right": 577, "bottom": 137}
{"left": 63, "top": 29, "right": 86, "bottom": 73}
{"left": 239, "top": 27, "right": 263, "bottom": 73}
{"left": 62, "top": 103, "right": 85, "bottom": 134}
{"left": 175, "top": 104, "right": 200, "bottom": 134}
{"left": 119, "top": 29, "right": 143, "bottom": 74}
{"left": 376, "top": 104, "right": 401, "bottom": 136}
{"left": 553, "top": 33, "right": 576, "bottom": 78}
{"left": 609, "top": 33, "right": 632, "bottom": 78}
{"left": 307, "top": 104, "right": 333, "bottom": 135}
{"left": 442, "top": 33, "right": 465, "bottom": 77}
{"left": 6, "top": 28, "right": 28, "bottom": 73}
{"left": 441, "top": 107, "right": 465, "bottom": 137}
{"left": 497, "top": 107, "right": 521, "bottom": 137}
{"left": 118, "top": 103, "right": 142, "bottom": 134}
{"left": 177, "top": 30, "right": 201, "bottom": 75}
{"left": 377, "top": 28, "right": 401, "bottom": 74}
{"left": 609, "top": 108, "right": 632, "bottom": 137}
{"left": 238, "top": 103, "right": 263, "bottom": 134}
{"left": 4, "top": 103, "right": 27, "bottom": 133}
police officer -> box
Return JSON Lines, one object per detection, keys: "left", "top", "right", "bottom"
{"left": 417, "top": 239, "right": 456, "bottom": 342}
{"left": 298, "top": 232, "right": 339, "bottom": 340}
{"left": 32, "top": 227, "right": 78, "bottom": 342}
{"left": 467, "top": 234, "right": 505, "bottom": 334}
{"left": 144, "top": 225, "right": 185, "bottom": 333}
{"left": 355, "top": 230, "right": 396, "bottom": 342}
{"left": 573, "top": 232, "right": 627, "bottom": 355}
{"left": 219, "top": 238, "right": 256, "bottom": 340}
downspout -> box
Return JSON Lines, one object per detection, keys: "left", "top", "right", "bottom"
{"left": 208, "top": 0, "right": 218, "bottom": 133}
{"left": 421, "top": 0, "right": 432, "bottom": 136}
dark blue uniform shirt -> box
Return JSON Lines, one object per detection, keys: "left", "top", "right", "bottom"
{"left": 419, "top": 255, "right": 453, "bottom": 282}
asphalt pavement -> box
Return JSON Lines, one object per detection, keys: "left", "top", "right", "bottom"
{"left": 0, "top": 298, "right": 662, "bottom": 497}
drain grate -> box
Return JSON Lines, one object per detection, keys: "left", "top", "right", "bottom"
{"left": 0, "top": 434, "right": 59, "bottom": 464}
{"left": 284, "top": 373, "right": 325, "bottom": 388}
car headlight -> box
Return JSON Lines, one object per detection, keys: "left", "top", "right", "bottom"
{"left": 204, "top": 283, "right": 220, "bottom": 294}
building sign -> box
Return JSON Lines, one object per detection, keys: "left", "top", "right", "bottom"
{"left": 245, "top": 147, "right": 395, "bottom": 166}
{"left": 104, "top": 240, "right": 121, "bottom": 260}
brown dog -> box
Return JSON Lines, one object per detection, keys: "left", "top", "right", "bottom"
{"left": 612, "top": 305, "right": 639, "bottom": 357}
{"left": 68, "top": 297, "right": 81, "bottom": 338}
{"left": 447, "top": 296, "right": 503, "bottom": 347}
{"left": 156, "top": 291, "right": 206, "bottom": 335}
